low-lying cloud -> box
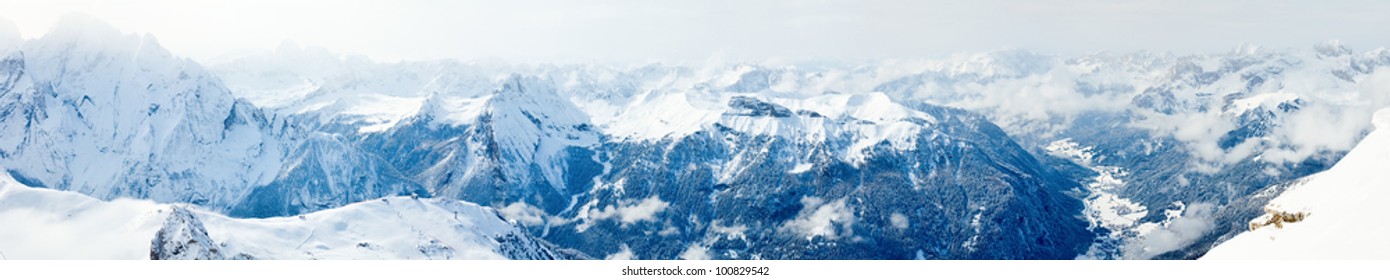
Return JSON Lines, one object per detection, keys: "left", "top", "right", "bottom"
{"left": 1124, "top": 202, "right": 1216, "bottom": 259}
{"left": 604, "top": 244, "right": 635, "bottom": 260}
{"left": 586, "top": 196, "right": 670, "bottom": 225}
{"left": 496, "top": 202, "right": 547, "bottom": 226}
{"left": 679, "top": 243, "right": 711, "bottom": 260}
{"left": 780, "top": 197, "right": 855, "bottom": 240}
{"left": 1259, "top": 71, "right": 1390, "bottom": 163}
{"left": 889, "top": 212, "right": 910, "bottom": 229}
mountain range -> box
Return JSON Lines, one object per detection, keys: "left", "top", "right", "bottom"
{"left": 2, "top": 15, "right": 1388, "bottom": 259}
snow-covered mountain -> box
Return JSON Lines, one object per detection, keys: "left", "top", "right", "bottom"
{"left": 356, "top": 74, "right": 603, "bottom": 215}
{"left": 0, "top": 15, "right": 284, "bottom": 210}
{"left": 1201, "top": 108, "right": 1390, "bottom": 259}
{"left": 0, "top": 169, "right": 571, "bottom": 260}
{"left": 0, "top": 15, "right": 425, "bottom": 217}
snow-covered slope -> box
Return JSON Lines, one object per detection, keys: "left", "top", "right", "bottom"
{"left": 204, "top": 195, "right": 566, "bottom": 260}
{"left": 1202, "top": 108, "right": 1390, "bottom": 259}
{"left": 0, "top": 169, "right": 567, "bottom": 260}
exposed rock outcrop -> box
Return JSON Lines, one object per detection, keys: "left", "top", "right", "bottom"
{"left": 150, "top": 206, "right": 224, "bottom": 260}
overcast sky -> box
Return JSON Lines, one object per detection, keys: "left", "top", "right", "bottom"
{"left": 2, "top": 0, "right": 1388, "bottom": 64}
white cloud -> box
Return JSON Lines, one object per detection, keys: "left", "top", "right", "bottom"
{"left": 710, "top": 221, "right": 749, "bottom": 240}
{"left": 604, "top": 244, "right": 635, "bottom": 260}
{"left": 657, "top": 225, "right": 679, "bottom": 236}
{"left": 586, "top": 196, "right": 669, "bottom": 225}
{"left": 1124, "top": 202, "right": 1216, "bottom": 259}
{"left": 1130, "top": 110, "right": 1237, "bottom": 166}
{"left": 496, "top": 202, "right": 547, "bottom": 226}
{"left": 779, "top": 197, "right": 855, "bottom": 240}
{"left": 889, "top": 213, "right": 910, "bottom": 229}
{"left": 962, "top": 68, "right": 1129, "bottom": 120}
{"left": 1262, "top": 104, "right": 1372, "bottom": 163}
{"left": 1260, "top": 71, "right": 1390, "bottom": 163}
{"left": 679, "top": 243, "right": 710, "bottom": 260}
{"left": 1126, "top": 69, "right": 1390, "bottom": 170}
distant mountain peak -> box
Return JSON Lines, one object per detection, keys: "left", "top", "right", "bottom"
{"left": 30, "top": 14, "right": 174, "bottom": 61}
{"left": 494, "top": 74, "right": 555, "bottom": 97}
{"left": 1315, "top": 39, "right": 1353, "bottom": 58}
{"left": 1231, "top": 43, "right": 1264, "bottom": 55}
{"left": 44, "top": 14, "right": 122, "bottom": 40}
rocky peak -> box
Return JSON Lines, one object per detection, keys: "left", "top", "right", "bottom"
{"left": 150, "top": 206, "right": 225, "bottom": 260}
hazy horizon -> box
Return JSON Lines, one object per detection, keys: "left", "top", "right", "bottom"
{"left": 2, "top": 1, "right": 1388, "bottom": 65}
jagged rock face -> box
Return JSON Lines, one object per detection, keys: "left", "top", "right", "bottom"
{"left": 150, "top": 206, "right": 224, "bottom": 260}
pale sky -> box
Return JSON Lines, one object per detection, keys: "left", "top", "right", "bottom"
{"left": 1, "top": 0, "right": 1388, "bottom": 64}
